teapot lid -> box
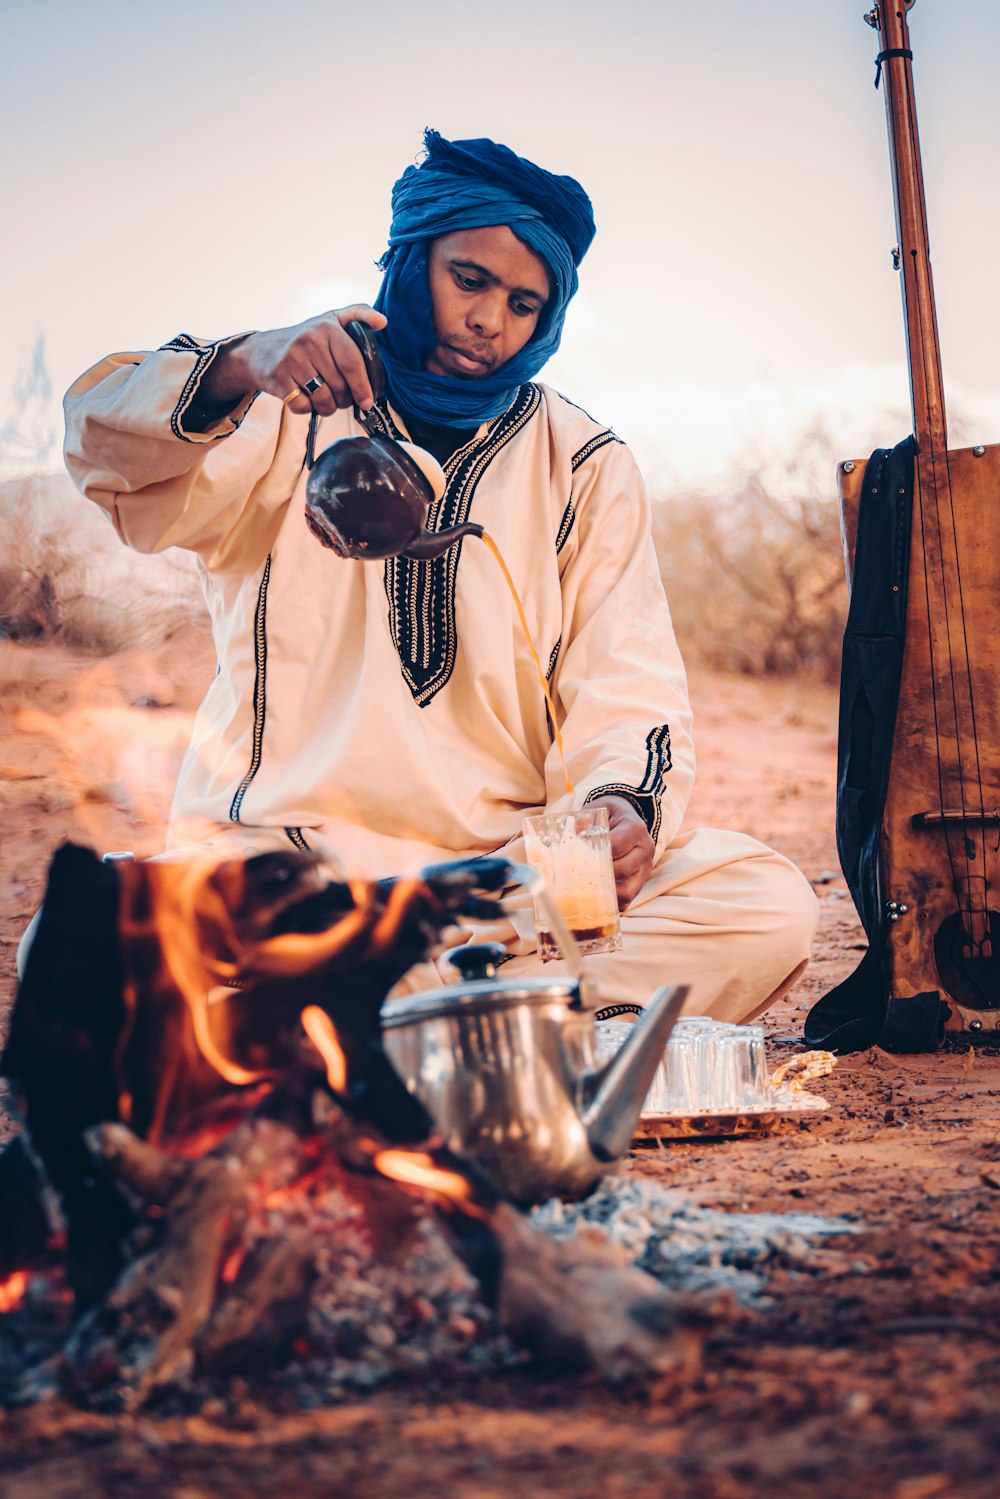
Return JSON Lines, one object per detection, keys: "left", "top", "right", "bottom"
{"left": 380, "top": 942, "right": 582, "bottom": 1028}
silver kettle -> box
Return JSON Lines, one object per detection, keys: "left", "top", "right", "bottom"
{"left": 381, "top": 943, "right": 688, "bottom": 1206}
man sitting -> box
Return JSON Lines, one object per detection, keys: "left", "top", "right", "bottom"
{"left": 62, "top": 129, "right": 817, "bottom": 1019}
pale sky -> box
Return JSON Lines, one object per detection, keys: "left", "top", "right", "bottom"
{"left": 2, "top": 0, "right": 999, "bottom": 491}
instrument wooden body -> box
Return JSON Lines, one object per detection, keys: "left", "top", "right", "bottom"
{"left": 839, "top": 3, "right": 1000, "bottom": 1034}
{"left": 838, "top": 445, "right": 1000, "bottom": 1033}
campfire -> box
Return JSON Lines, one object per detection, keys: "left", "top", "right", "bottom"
{"left": 0, "top": 844, "right": 702, "bottom": 1408}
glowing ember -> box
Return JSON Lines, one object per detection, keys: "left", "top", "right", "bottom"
{"left": 219, "top": 1247, "right": 245, "bottom": 1286}
{"left": 0, "top": 1271, "right": 29, "bottom": 1314}
{"left": 262, "top": 1163, "right": 327, "bottom": 1210}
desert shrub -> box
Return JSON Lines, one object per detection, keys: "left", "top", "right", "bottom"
{"left": 2, "top": 460, "right": 850, "bottom": 677}
{"left": 653, "top": 473, "right": 849, "bottom": 682}
{"left": 0, "top": 473, "right": 202, "bottom": 655}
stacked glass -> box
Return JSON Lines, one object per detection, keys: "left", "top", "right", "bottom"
{"left": 595, "top": 1015, "right": 769, "bottom": 1114}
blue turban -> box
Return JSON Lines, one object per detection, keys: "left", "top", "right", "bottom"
{"left": 373, "top": 129, "right": 596, "bottom": 426}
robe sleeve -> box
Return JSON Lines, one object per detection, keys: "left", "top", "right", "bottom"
{"left": 62, "top": 335, "right": 290, "bottom": 567}
{"left": 547, "top": 436, "right": 695, "bottom": 857}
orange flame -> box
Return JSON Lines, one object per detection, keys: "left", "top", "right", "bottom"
{"left": 104, "top": 848, "right": 436, "bottom": 1150}
{"left": 109, "top": 858, "right": 381, "bottom": 1138}
{"left": 369, "top": 877, "right": 425, "bottom": 950}
{"left": 115, "top": 853, "right": 270, "bottom": 1129}
{"left": 301, "top": 1006, "right": 348, "bottom": 1093}
{"left": 372, "top": 1150, "right": 488, "bottom": 1222}
{"left": 0, "top": 1271, "right": 29, "bottom": 1313}
{"left": 228, "top": 877, "right": 375, "bottom": 979}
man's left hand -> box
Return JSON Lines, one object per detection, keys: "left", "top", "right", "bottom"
{"left": 586, "top": 795, "right": 654, "bottom": 911}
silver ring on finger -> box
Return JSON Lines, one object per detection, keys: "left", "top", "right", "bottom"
{"left": 301, "top": 375, "right": 325, "bottom": 396}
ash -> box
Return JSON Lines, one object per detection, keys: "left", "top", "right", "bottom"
{"left": 533, "top": 1174, "right": 862, "bottom": 1306}
{"left": 1, "top": 1170, "right": 862, "bottom": 1411}
{"left": 0, "top": 1182, "right": 521, "bottom": 1412}
{"left": 265, "top": 1194, "right": 521, "bottom": 1404}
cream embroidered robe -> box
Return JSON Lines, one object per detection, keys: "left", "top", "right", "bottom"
{"left": 63, "top": 336, "right": 695, "bottom": 880}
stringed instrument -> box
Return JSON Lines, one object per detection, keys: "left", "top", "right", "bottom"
{"left": 837, "top": 3, "right": 1000, "bottom": 1037}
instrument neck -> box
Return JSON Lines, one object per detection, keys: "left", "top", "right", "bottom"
{"left": 872, "top": 1, "right": 948, "bottom": 456}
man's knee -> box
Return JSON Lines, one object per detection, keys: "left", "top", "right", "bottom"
{"left": 760, "top": 853, "right": 820, "bottom": 963}
{"left": 690, "top": 843, "right": 818, "bottom": 1004}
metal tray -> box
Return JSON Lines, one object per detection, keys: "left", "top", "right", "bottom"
{"left": 632, "top": 1087, "right": 829, "bottom": 1142}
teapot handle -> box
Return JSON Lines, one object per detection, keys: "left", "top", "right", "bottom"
{"left": 304, "top": 321, "right": 386, "bottom": 473}
{"left": 593, "top": 1003, "right": 645, "bottom": 1022}
{"left": 344, "top": 319, "right": 386, "bottom": 406}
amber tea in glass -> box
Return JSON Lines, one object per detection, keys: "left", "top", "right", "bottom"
{"left": 522, "top": 807, "right": 622, "bottom": 960}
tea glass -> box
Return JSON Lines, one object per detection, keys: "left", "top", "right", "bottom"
{"left": 595, "top": 1016, "right": 770, "bottom": 1114}
{"left": 522, "top": 806, "right": 622, "bottom": 961}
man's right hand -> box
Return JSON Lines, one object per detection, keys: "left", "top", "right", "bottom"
{"left": 199, "top": 306, "right": 388, "bottom": 419}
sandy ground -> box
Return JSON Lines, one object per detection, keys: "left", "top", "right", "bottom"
{"left": 1, "top": 627, "right": 999, "bottom": 1497}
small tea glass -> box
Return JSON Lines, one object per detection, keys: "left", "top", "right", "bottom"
{"left": 595, "top": 1016, "right": 770, "bottom": 1114}
{"left": 522, "top": 806, "right": 622, "bottom": 961}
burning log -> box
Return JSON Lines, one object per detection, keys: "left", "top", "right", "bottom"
{"left": 57, "top": 1116, "right": 318, "bottom": 1404}
{"left": 2, "top": 843, "right": 475, "bottom": 1301}
{"left": 1, "top": 843, "right": 701, "bottom": 1403}
{"left": 37, "top": 1112, "right": 700, "bottom": 1404}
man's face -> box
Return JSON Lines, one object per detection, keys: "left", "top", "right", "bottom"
{"left": 424, "top": 225, "right": 552, "bottom": 380}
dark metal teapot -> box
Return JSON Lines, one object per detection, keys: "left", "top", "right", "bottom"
{"left": 303, "top": 321, "right": 484, "bottom": 562}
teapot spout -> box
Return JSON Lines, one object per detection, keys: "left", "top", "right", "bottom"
{"left": 582, "top": 984, "right": 688, "bottom": 1162}
{"left": 403, "top": 522, "right": 484, "bottom": 560}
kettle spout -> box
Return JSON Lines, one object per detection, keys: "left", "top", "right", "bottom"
{"left": 582, "top": 984, "right": 688, "bottom": 1162}
{"left": 403, "top": 522, "right": 484, "bottom": 560}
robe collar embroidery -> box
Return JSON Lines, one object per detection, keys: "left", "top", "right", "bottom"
{"left": 362, "top": 385, "right": 542, "bottom": 706}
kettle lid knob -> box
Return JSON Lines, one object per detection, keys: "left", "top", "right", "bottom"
{"left": 446, "top": 942, "right": 512, "bottom": 982}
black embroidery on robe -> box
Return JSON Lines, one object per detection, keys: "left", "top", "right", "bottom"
{"left": 555, "top": 499, "right": 575, "bottom": 555}
{"left": 285, "top": 827, "right": 311, "bottom": 851}
{"left": 584, "top": 724, "right": 672, "bottom": 844}
{"left": 556, "top": 430, "right": 622, "bottom": 554}
{"left": 160, "top": 333, "right": 256, "bottom": 442}
{"left": 381, "top": 384, "right": 542, "bottom": 707}
{"left": 546, "top": 637, "right": 561, "bottom": 681}
{"left": 229, "top": 555, "right": 272, "bottom": 822}
{"left": 570, "top": 429, "right": 622, "bottom": 472}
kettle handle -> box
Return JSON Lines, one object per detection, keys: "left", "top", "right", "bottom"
{"left": 593, "top": 1003, "right": 644, "bottom": 1022}
{"left": 344, "top": 319, "right": 386, "bottom": 406}
{"left": 304, "top": 320, "right": 387, "bottom": 472}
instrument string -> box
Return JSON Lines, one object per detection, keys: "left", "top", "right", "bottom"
{"left": 913, "top": 452, "right": 963, "bottom": 894}
{"left": 901, "top": 42, "right": 990, "bottom": 943}
{"left": 887, "top": 70, "right": 965, "bottom": 899}
{"left": 940, "top": 442, "right": 990, "bottom": 881}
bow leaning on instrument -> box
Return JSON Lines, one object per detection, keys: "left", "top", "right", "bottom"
{"left": 805, "top": 2, "right": 1000, "bottom": 1050}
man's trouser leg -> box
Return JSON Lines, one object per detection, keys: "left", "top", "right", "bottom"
{"left": 413, "top": 828, "right": 819, "bottom": 1025}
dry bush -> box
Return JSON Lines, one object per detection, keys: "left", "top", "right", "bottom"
{"left": 1, "top": 460, "right": 850, "bottom": 682}
{"left": 653, "top": 472, "right": 849, "bottom": 682}
{"left": 0, "top": 473, "right": 202, "bottom": 656}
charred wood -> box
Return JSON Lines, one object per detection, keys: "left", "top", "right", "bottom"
{"left": 3, "top": 844, "right": 698, "bottom": 1401}
{"left": 0, "top": 1136, "right": 56, "bottom": 1277}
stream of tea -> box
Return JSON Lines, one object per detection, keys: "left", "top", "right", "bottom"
{"left": 479, "top": 531, "right": 574, "bottom": 799}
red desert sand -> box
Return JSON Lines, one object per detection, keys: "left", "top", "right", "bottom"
{"left": 0, "top": 625, "right": 998, "bottom": 1499}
